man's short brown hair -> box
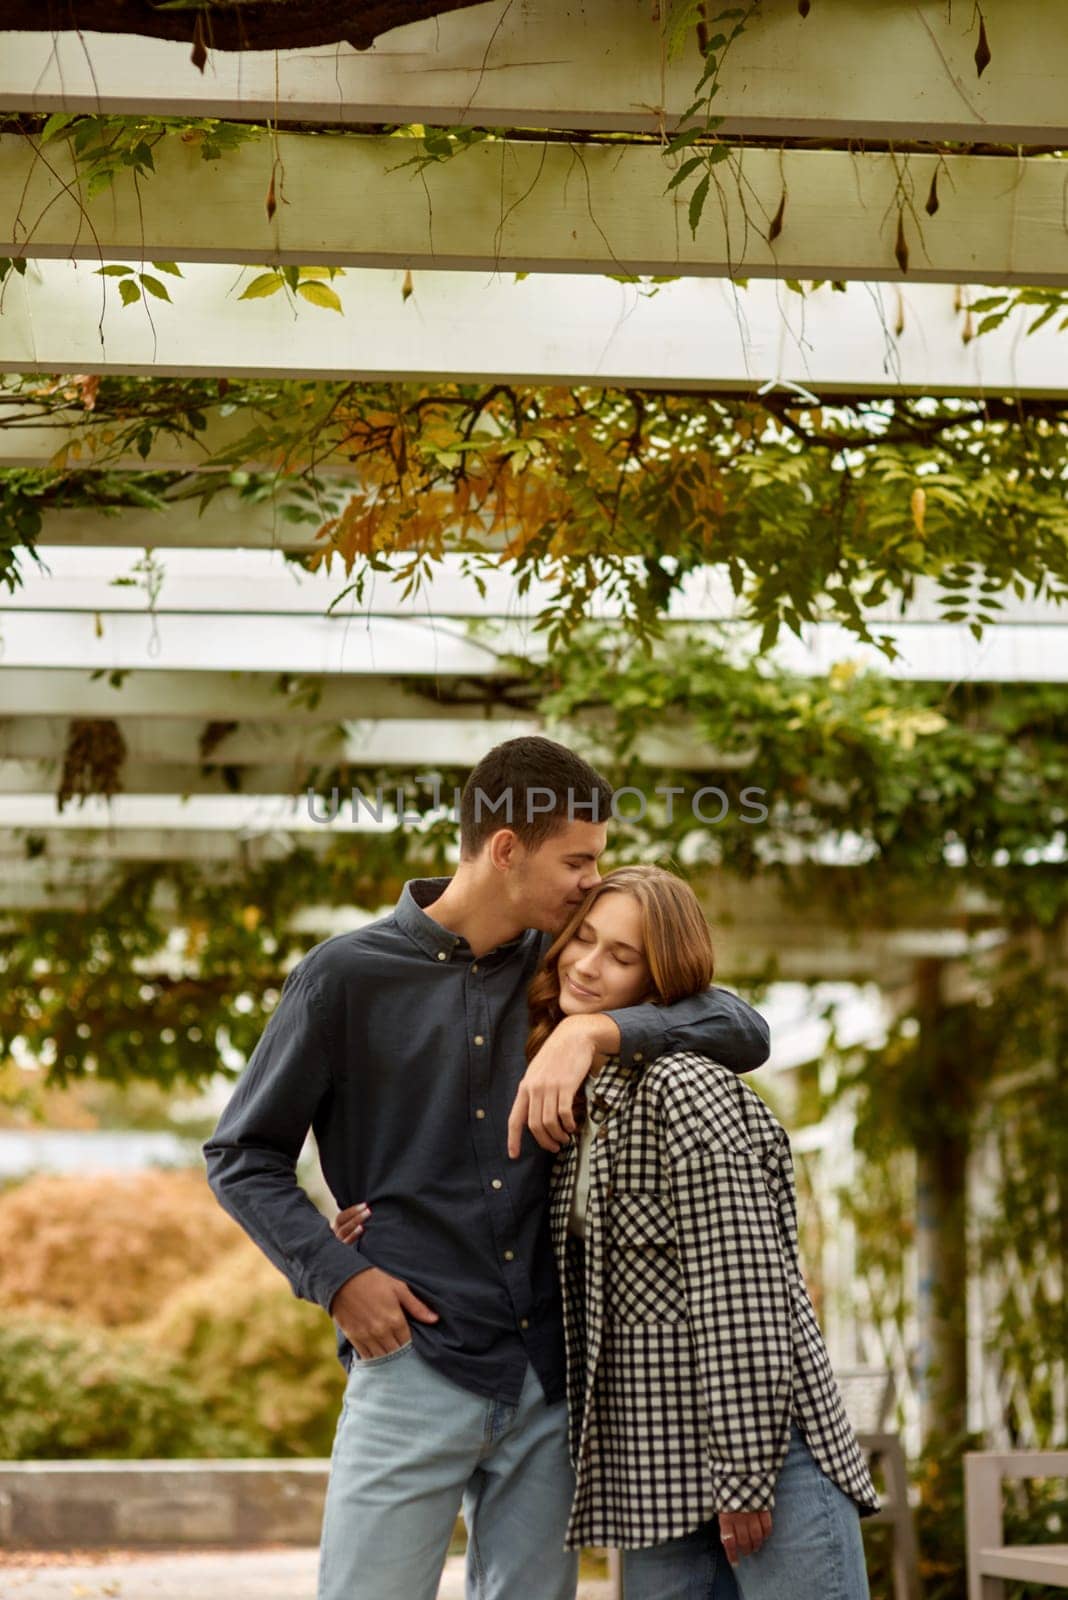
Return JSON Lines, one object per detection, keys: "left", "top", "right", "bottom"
{"left": 459, "top": 737, "right": 614, "bottom": 858}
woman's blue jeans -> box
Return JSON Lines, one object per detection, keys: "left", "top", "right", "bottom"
{"left": 621, "top": 1425, "right": 871, "bottom": 1600}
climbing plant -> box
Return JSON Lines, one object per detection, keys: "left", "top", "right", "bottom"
{"left": 4, "top": 374, "right": 1068, "bottom": 649}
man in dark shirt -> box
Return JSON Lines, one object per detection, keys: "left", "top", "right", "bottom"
{"left": 204, "top": 737, "right": 769, "bottom": 1600}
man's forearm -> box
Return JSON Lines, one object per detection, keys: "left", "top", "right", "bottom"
{"left": 204, "top": 1137, "right": 366, "bottom": 1312}
{"left": 608, "top": 986, "right": 770, "bottom": 1076}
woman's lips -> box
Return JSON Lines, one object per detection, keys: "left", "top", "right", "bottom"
{"left": 565, "top": 972, "right": 599, "bottom": 1000}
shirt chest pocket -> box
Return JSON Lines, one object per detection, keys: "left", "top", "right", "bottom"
{"left": 604, "top": 1189, "right": 685, "bottom": 1325}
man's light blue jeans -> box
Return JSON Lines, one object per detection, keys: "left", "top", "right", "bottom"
{"left": 621, "top": 1425, "right": 871, "bottom": 1600}
{"left": 317, "top": 1341, "right": 578, "bottom": 1600}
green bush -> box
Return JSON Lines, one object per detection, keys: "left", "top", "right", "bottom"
{"left": 147, "top": 1244, "right": 345, "bottom": 1457}
{"left": 0, "top": 1315, "right": 259, "bottom": 1459}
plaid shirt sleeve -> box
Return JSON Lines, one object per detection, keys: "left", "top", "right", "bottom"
{"left": 664, "top": 1082, "right": 797, "bottom": 1512}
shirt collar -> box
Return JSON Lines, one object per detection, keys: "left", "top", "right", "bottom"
{"left": 396, "top": 878, "right": 466, "bottom": 962}
{"left": 395, "top": 877, "right": 536, "bottom": 965}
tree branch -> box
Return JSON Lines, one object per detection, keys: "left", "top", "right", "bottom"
{"left": 3, "top": 1, "right": 487, "bottom": 53}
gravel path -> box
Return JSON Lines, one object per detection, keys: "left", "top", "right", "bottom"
{"left": 0, "top": 1549, "right": 614, "bottom": 1598}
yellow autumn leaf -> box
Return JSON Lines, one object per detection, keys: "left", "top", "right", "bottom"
{"left": 296, "top": 280, "right": 343, "bottom": 314}
{"left": 911, "top": 484, "right": 927, "bottom": 535}
{"left": 238, "top": 271, "right": 284, "bottom": 301}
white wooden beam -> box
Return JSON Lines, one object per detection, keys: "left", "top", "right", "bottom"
{"left": 0, "top": 668, "right": 521, "bottom": 722}
{"left": 0, "top": 832, "right": 308, "bottom": 870}
{"left": 1, "top": 268, "right": 1058, "bottom": 398}
{"left": 0, "top": 758, "right": 482, "bottom": 795}
{"left": 13, "top": 548, "right": 1068, "bottom": 627}
{"left": 0, "top": 793, "right": 401, "bottom": 832}
{"left": 1, "top": 0, "right": 1065, "bottom": 144}
{"left": 0, "top": 610, "right": 523, "bottom": 675}
{"left": 0, "top": 717, "right": 538, "bottom": 769}
{"left": 2, "top": 133, "right": 1066, "bottom": 284}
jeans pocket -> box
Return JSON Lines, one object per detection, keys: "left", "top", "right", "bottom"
{"left": 354, "top": 1339, "right": 414, "bottom": 1370}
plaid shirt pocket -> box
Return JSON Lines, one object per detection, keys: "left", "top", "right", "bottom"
{"left": 605, "top": 1189, "right": 686, "bottom": 1324}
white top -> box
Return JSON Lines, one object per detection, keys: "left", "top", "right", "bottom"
{"left": 567, "top": 1122, "right": 594, "bottom": 1240}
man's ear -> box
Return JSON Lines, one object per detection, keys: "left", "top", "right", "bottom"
{"left": 487, "top": 828, "right": 521, "bottom": 873}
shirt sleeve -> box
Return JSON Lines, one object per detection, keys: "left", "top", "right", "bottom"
{"left": 667, "top": 1124, "right": 796, "bottom": 1512}
{"left": 606, "top": 985, "right": 770, "bottom": 1075}
{"left": 202, "top": 960, "right": 369, "bottom": 1315}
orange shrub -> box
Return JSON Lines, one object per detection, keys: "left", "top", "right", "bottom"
{"left": 0, "top": 1168, "right": 258, "bottom": 1326}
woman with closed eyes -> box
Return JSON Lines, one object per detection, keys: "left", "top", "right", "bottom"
{"left": 337, "top": 865, "right": 876, "bottom": 1599}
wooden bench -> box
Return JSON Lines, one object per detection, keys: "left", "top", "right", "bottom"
{"left": 965, "top": 1450, "right": 1068, "bottom": 1600}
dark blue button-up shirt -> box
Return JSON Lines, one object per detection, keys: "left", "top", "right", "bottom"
{"left": 204, "top": 878, "right": 770, "bottom": 1405}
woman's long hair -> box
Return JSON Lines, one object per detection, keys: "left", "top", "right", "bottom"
{"left": 526, "top": 865, "right": 715, "bottom": 1063}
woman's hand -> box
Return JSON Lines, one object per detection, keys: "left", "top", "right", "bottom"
{"left": 332, "top": 1202, "right": 371, "bottom": 1244}
{"left": 718, "top": 1509, "right": 772, "bottom": 1564}
{"left": 507, "top": 1013, "right": 621, "bottom": 1156}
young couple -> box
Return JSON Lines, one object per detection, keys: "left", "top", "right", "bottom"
{"left": 205, "top": 738, "right": 876, "bottom": 1600}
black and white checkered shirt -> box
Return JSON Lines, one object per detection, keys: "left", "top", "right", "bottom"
{"left": 549, "top": 1050, "right": 879, "bottom": 1550}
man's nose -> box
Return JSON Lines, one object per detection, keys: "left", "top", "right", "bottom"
{"left": 578, "top": 867, "right": 601, "bottom": 891}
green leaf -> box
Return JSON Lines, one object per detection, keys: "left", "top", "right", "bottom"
{"left": 666, "top": 155, "right": 705, "bottom": 192}
{"left": 119, "top": 279, "right": 142, "bottom": 307}
{"left": 688, "top": 174, "right": 710, "bottom": 237}
{"left": 282, "top": 264, "right": 301, "bottom": 293}
{"left": 667, "top": 126, "right": 708, "bottom": 152}
{"left": 41, "top": 112, "right": 77, "bottom": 142}
{"left": 238, "top": 272, "right": 284, "bottom": 301}
{"left": 86, "top": 170, "right": 116, "bottom": 201}
{"left": 151, "top": 262, "right": 184, "bottom": 277}
{"left": 139, "top": 273, "right": 171, "bottom": 302}
{"left": 95, "top": 264, "right": 134, "bottom": 277}
{"left": 296, "top": 280, "right": 343, "bottom": 313}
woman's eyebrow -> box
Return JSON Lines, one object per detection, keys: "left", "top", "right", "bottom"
{"left": 581, "top": 921, "right": 643, "bottom": 957}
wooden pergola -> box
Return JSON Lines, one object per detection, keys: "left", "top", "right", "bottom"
{"left": 1, "top": 0, "right": 1066, "bottom": 971}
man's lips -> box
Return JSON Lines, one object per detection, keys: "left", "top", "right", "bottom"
{"left": 565, "top": 972, "right": 599, "bottom": 1000}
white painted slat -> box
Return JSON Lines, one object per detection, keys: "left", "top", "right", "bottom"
{"left": 0, "top": 718, "right": 538, "bottom": 768}
{"left": 3, "top": 134, "right": 1066, "bottom": 284}
{"left": 1, "top": 268, "right": 1057, "bottom": 397}
{"left": 1, "top": 1, "right": 1064, "bottom": 144}
{"left": 0, "top": 610, "right": 522, "bottom": 675}
{"left": 0, "top": 668, "right": 516, "bottom": 721}
{"left": 0, "top": 793, "right": 399, "bottom": 832}
{"left": 9, "top": 548, "right": 1066, "bottom": 626}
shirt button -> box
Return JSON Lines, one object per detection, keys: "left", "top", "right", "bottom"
{"left": 473, "top": 1035, "right": 484, "bottom": 1046}
{"left": 519, "top": 1318, "right": 530, "bottom": 1331}
{"left": 596, "top": 1125, "right": 610, "bottom": 1142}
{"left": 471, "top": 964, "right": 479, "bottom": 974}
{"left": 475, "top": 1108, "right": 486, "bottom": 1120}
{"left": 436, "top": 951, "right": 447, "bottom": 961}
{"left": 632, "top": 1050, "right": 643, "bottom": 1062}
{"left": 491, "top": 1178, "right": 503, "bottom": 1190}
{"left": 503, "top": 1249, "right": 515, "bottom": 1261}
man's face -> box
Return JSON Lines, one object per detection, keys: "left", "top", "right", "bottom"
{"left": 507, "top": 819, "right": 607, "bottom": 935}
